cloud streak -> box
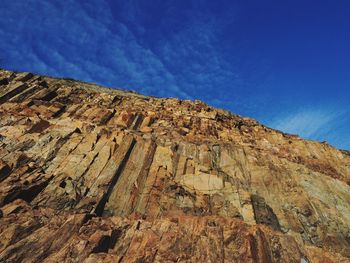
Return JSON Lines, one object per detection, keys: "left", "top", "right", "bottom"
{"left": 0, "top": 0, "right": 195, "bottom": 99}
{"left": 267, "top": 106, "right": 350, "bottom": 149}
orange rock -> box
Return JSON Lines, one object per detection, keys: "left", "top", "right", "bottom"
{"left": 0, "top": 68, "right": 349, "bottom": 262}
{"left": 139, "top": 126, "right": 153, "bottom": 133}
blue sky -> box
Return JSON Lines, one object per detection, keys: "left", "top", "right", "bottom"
{"left": 0, "top": 0, "right": 349, "bottom": 150}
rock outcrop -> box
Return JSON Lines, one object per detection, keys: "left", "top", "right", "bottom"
{"left": 0, "top": 69, "right": 349, "bottom": 262}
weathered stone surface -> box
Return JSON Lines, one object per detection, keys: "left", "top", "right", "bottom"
{"left": 0, "top": 68, "right": 349, "bottom": 262}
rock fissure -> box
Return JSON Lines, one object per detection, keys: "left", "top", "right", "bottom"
{"left": 95, "top": 138, "right": 137, "bottom": 216}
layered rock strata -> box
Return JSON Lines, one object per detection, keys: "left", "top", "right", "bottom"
{"left": 0, "top": 69, "right": 349, "bottom": 262}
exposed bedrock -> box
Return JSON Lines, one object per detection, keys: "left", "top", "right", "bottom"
{"left": 0, "top": 69, "right": 349, "bottom": 262}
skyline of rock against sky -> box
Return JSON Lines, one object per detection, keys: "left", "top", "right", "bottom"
{"left": 0, "top": 0, "right": 349, "bottom": 149}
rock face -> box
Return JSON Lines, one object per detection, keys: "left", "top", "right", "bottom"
{"left": 0, "top": 69, "right": 349, "bottom": 262}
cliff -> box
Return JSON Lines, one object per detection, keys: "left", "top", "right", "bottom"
{"left": 0, "top": 69, "right": 349, "bottom": 262}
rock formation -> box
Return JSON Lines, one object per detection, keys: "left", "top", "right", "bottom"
{"left": 0, "top": 69, "right": 349, "bottom": 262}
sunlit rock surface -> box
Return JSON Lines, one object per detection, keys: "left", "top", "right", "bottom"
{"left": 0, "top": 69, "right": 349, "bottom": 262}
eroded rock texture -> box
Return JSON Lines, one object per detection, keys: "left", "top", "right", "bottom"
{"left": 0, "top": 69, "right": 349, "bottom": 262}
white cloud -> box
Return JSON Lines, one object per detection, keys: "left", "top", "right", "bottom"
{"left": 0, "top": 0, "right": 245, "bottom": 104}
{"left": 271, "top": 109, "right": 337, "bottom": 137}
{"left": 268, "top": 106, "right": 349, "bottom": 148}
{"left": 0, "top": 0, "right": 194, "bottom": 99}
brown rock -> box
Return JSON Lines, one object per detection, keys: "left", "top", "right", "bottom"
{"left": 0, "top": 68, "right": 349, "bottom": 262}
{"left": 139, "top": 126, "right": 153, "bottom": 133}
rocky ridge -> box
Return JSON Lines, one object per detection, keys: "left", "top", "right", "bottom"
{"left": 0, "top": 69, "right": 349, "bottom": 262}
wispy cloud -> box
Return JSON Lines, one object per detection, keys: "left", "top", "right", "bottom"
{"left": 0, "top": 0, "right": 196, "bottom": 99}
{"left": 0, "top": 0, "right": 252, "bottom": 107}
{"left": 0, "top": 1, "right": 251, "bottom": 105}
{"left": 271, "top": 108, "right": 340, "bottom": 137}
{"left": 267, "top": 106, "right": 350, "bottom": 149}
